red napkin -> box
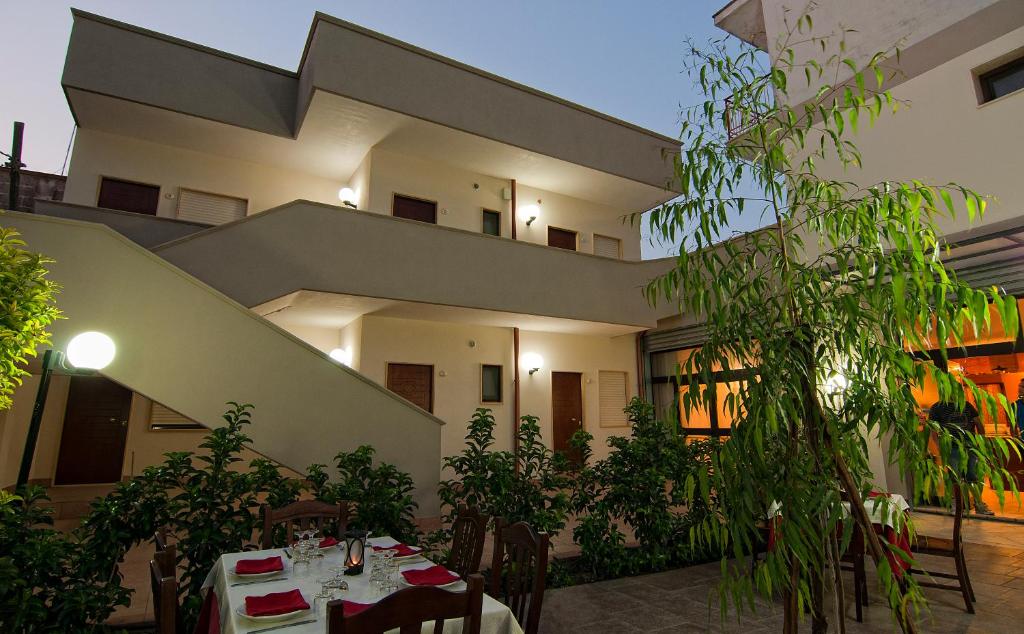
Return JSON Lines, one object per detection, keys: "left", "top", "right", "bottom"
{"left": 244, "top": 589, "right": 310, "bottom": 617}
{"left": 401, "top": 565, "right": 460, "bottom": 586}
{"left": 342, "top": 601, "right": 372, "bottom": 617}
{"left": 373, "top": 543, "right": 421, "bottom": 557}
{"left": 234, "top": 556, "right": 284, "bottom": 575}
{"left": 319, "top": 536, "right": 339, "bottom": 548}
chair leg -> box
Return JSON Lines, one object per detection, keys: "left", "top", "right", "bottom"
{"left": 958, "top": 549, "right": 976, "bottom": 603}
{"left": 859, "top": 555, "right": 868, "bottom": 606}
{"left": 953, "top": 550, "right": 975, "bottom": 614}
{"left": 854, "top": 555, "right": 864, "bottom": 623}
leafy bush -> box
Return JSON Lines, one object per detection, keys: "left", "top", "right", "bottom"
{"left": 79, "top": 403, "right": 302, "bottom": 628}
{"left": 0, "top": 226, "right": 61, "bottom": 410}
{"left": 311, "top": 445, "right": 419, "bottom": 544}
{"left": 570, "top": 398, "right": 719, "bottom": 579}
{"left": 438, "top": 409, "right": 571, "bottom": 537}
{"left": 0, "top": 488, "right": 128, "bottom": 632}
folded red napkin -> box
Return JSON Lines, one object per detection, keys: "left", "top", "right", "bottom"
{"left": 372, "top": 543, "right": 421, "bottom": 557}
{"left": 401, "top": 565, "right": 460, "bottom": 586}
{"left": 319, "top": 536, "right": 339, "bottom": 548}
{"left": 234, "top": 556, "right": 284, "bottom": 575}
{"left": 342, "top": 601, "right": 372, "bottom": 617}
{"left": 244, "top": 589, "right": 310, "bottom": 617}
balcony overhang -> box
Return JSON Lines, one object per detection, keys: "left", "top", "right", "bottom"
{"left": 713, "top": 0, "right": 768, "bottom": 50}
{"left": 62, "top": 9, "right": 681, "bottom": 211}
{"left": 154, "top": 200, "right": 676, "bottom": 330}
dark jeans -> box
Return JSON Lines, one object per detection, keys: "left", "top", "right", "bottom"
{"left": 948, "top": 443, "right": 979, "bottom": 483}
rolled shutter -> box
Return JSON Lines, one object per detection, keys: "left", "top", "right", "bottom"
{"left": 599, "top": 370, "right": 629, "bottom": 427}
{"left": 593, "top": 234, "right": 621, "bottom": 258}
{"left": 177, "top": 189, "right": 247, "bottom": 225}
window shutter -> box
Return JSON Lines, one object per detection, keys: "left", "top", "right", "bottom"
{"left": 594, "top": 234, "right": 621, "bottom": 258}
{"left": 176, "top": 189, "right": 247, "bottom": 225}
{"left": 150, "top": 402, "right": 202, "bottom": 430}
{"left": 599, "top": 370, "right": 629, "bottom": 427}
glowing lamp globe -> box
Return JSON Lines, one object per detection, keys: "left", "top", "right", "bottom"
{"left": 338, "top": 187, "right": 356, "bottom": 204}
{"left": 66, "top": 332, "right": 116, "bottom": 370}
{"left": 517, "top": 204, "right": 540, "bottom": 226}
{"left": 329, "top": 347, "right": 353, "bottom": 366}
{"left": 521, "top": 352, "right": 544, "bottom": 375}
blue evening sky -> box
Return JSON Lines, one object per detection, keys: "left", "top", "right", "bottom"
{"left": 2, "top": 1, "right": 764, "bottom": 258}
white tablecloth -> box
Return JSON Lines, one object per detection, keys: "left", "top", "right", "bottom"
{"left": 768, "top": 493, "right": 910, "bottom": 529}
{"left": 202, "top": 537, "right": 523, "bottom": 634}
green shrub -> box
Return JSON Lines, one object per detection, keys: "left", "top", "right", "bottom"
{"left": 571, "top": 398, "right": 719, "bottom": 579}
{"left": 312, "top": 445, "right": 419, "bottom": 544}
{"left": 0, "top": 489, "right": 128, "bottom": 632}
{"left": 437, "top": 408, "right": 571, "bottom": 538}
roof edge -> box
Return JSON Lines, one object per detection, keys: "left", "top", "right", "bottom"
{"left": 69, "top": 7, "right": 298, "bottom": 78}
{"left": 298, "top": 11, "right": 680, "bottom": 146}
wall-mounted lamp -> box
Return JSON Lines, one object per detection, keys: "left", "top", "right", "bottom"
{"left": 518, "top": 202, "right": 541, "bottom": 227}
{"left": 338, "top": 187, "right": 357, "bottom": 209}
{"left": 823, "top": 372, "right": 849, "bottom": 395}
{"left": 18, "top": 331, "right": 117, "bottom": 488}
{"left": 329, "top": 346, "right": 353, "bottom": 367}
{"left": 522, "top": 352, "right": 544, "bottom": 376}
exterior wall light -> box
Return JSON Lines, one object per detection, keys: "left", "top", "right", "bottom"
{"left": 66, "top": 331, "right": 116, "bottom": 370}
{"left": 338, "top": 187, "right": 357, "bottom": 209}
{"left": 518, "top": 203, "right": 540, "bottom": 227}
{"left": 329, "top": 347, "right": 353, "bottom": 367}
{"left": 823, "top": 372, "right": 848, "bottom": 395}
{"left": 18, "top": 330, "right": 117, "bottom": 488}
{"left": 522, "top": 352, "right": 544, "bottom": 375}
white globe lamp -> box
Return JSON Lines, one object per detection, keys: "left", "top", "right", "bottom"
{"left": 66, "top": 331, "right": 116, "bottom": 370}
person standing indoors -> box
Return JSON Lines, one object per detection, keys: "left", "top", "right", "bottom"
{"left": 929, "top": 399, "right": 995, "bottom": 516}
{"left": 1015, "top": 380, "right": 1024, "bottom": 437}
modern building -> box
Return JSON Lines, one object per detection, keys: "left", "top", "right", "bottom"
{"left": 0, "top": 9, "right": 684, "bottom": 517}
{"left": 706, "top": 0, "right": 1024, "bottom": 509}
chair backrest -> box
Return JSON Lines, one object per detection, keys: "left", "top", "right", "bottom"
{"left": 261, "top": 499, "right": 351, "bottom": 549}
{"left": 149, "top": 559, "right": 179, "bottom": 634}
{"left": 154, "top": 542, "right": 177, "bottom": 578}
{"left": 327, "top": 573, "right": 483, "bottom": 634}
{"left": 488, "top": 519, "right": 549, "bottom": 634}
{"left": 154, "top": 527, "right": 169, "bottom": 552}
{"left": 446, "top": 505, "right": 489, "bottom": 578}
{"left": 952, "top": 483, "right": 965, "bottom": 546}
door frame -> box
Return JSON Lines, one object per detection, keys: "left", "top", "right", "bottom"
{"left": 549, "top": 369, "right": 586, "bottom": 453}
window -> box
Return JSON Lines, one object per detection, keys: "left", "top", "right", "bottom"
{"left": 392, "top": 194, "right": 437, "bottom": 224}
{"left": 593, "top": 234, "right": 622, "bottom": 259}
{"left": 548, "top": 226, "right": 577, "bottom": 251}
{"left": 97, "top": 177, "right": 160, "bottom": 215}
{"left": 598, "top": 370, "right": 629, "bottom": 427}
{"left": 650, "top": 345, "right": 757, "bottom": 437}
{"left": 482, "top": 209, "right": 501, "bottom": 236}
{"left": 176, "top": 188, "right": 247, "bottom": 225}
{"left": 481, "top": 364, "right": 503, "bottom": 403}
{"left": 979, "top": 56, "right": 1024, "bottom": 102}
{"left": 150, "top": 402, "right": 204, "bottom": 431}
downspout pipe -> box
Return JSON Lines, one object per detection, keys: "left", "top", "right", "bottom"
{"left": 510, "top": 179, "right": 517, "bottom": 241}
{"left": 513, "top": 326, "right": 521, "bottom": 467}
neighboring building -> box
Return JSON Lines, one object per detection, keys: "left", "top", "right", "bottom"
{"left": 0, "top": 166, "right": 66, "bottom": 211}
{"left": 677, "top": 0, "right": 1024, "bottom": 500}
{"left": 0, "top": 9, "right": 683, "bottom": 516}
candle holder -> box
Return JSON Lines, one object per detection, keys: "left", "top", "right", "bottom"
{"left": 343, "top": 529, "right": 369, "bottom": 575}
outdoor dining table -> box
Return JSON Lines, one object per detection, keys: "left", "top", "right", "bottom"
{"left": 201, "top": 536, "right": 524, "bottom": 634}
{"left": 768, "top": 492, "right": 912, "bottom": 576}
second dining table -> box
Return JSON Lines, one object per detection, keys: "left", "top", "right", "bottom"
{"left": 201, "top": 536, "right": 524, "bottom": 634}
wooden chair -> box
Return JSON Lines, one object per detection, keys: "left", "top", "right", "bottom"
{"left": 153, "top": 529, "right": 177, "bottom": 578}
{"left": 260, "top": 500, "right": 351, "bottom": 549}
{"left": 327, "top": 573, "right": 483, "bottom": 634}
{"left": 908, "top": 484, "right": 975, "bottom": 613}
{"left": 488, "top": 519, "right": 549, "bottom": 634}
{"left": 149, "top": 559, "right": 181, "bottom": 634}
{"left": 446, "top": 505, "right": 489, "bottom": 579}
{"left": 838, "top": 521, "right": 868, "bottom": 622}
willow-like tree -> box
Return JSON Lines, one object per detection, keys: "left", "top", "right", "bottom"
{"left": 638, "top": 11, "right": 1021, "bottom": 634}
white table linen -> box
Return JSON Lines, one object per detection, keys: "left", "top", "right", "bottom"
{"left": 202, "top": 536, "right": 523, "bottom": 634}
{"left": 768, "top": 492, "right": 910, "bottom": 529}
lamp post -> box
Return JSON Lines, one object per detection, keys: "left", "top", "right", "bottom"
{"left": 16, "top": 332, "right": 116, "bottom": 489}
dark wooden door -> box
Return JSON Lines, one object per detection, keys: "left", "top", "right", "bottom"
{"left": 386, "top": 363, "right": 434, "bottom": 413}
{"left": 551, "top": 371, "right": 584, "bottom": 463}
{"left": 547, "top": 227, "right": 577, "bottom": 251}
{"left": 392, "top": 195, "right": 437, "bottom": 224}
{"left": 97, "top": 177, "right": 160, "bottom": 215}
{"left": 54, "top": 376, "right": 132, "bottom": 485}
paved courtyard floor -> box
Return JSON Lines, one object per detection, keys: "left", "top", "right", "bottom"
{"left": 541, "top": 529, "right": 1024, "bottom": 633}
